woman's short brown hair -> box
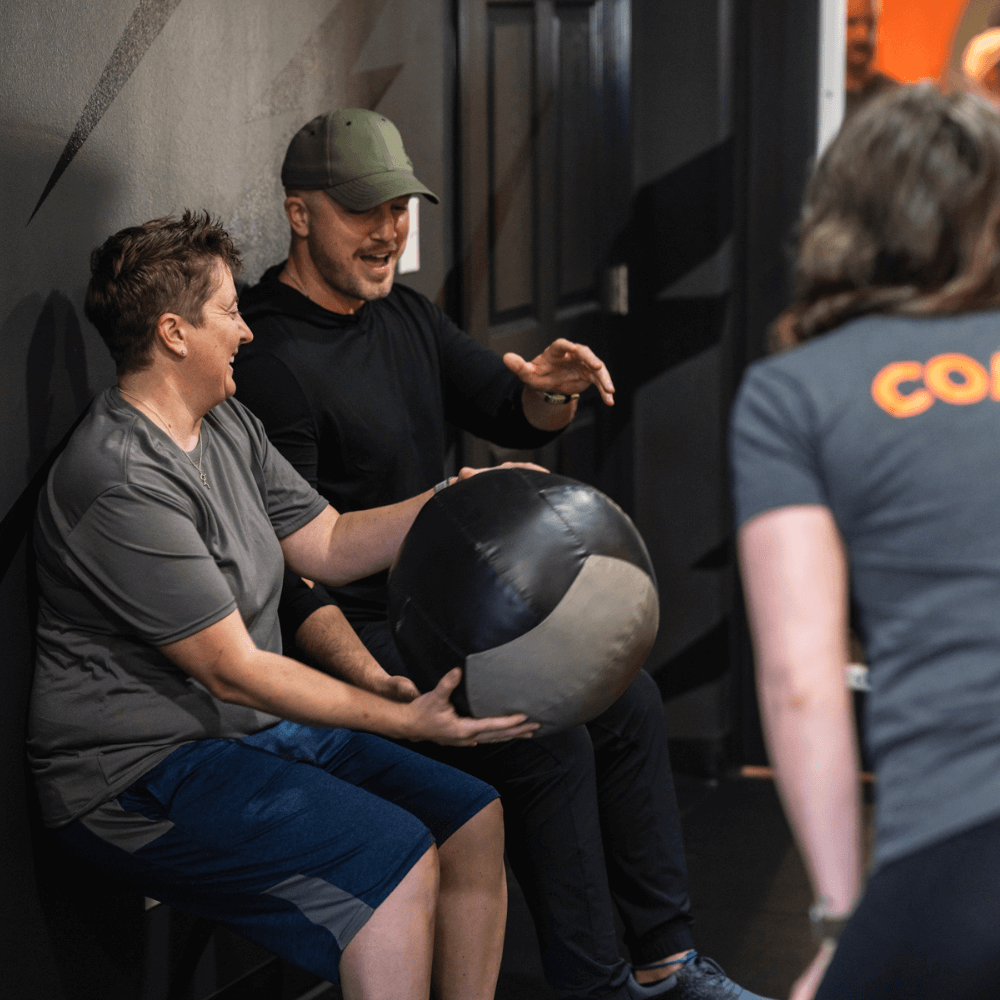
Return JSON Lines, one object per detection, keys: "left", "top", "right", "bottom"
{"left": 773, "top": 85, "right": 1000, "bottom": 349}
{"left": 85, "top": 210, "right": 242, "bottom": 375}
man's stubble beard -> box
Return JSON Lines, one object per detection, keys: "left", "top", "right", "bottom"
{"left": 307, "top": 230, "right": 396, "bottom": 306}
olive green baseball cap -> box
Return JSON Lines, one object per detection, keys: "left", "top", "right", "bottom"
{"left": 281, "top": 108, "right": 439, "bottom": 211}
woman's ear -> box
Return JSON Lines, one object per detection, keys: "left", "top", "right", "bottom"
{"left": 156, "top": 312, "right": 189, "bottom": 358}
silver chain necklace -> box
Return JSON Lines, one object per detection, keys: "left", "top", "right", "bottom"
{"left": 119, "top": 387, "right": 211, "bottom": 489}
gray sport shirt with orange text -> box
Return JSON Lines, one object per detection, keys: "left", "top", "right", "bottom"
{"left": 730, "top": 310, "right": 1000, "bottom": 867}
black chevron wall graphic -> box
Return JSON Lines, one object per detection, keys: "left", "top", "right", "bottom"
{"left": 27, "top": 0, "right": 185, "bottom": 224}
{"left": 246, "top": 0, "right": 399, "bottom": 122}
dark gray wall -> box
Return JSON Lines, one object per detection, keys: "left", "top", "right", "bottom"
{"left": 729, "top": 0, "right": 821, "bottom": 763}
{"left": 1, "top": 2, "right": 455, "bottom": 995}
{"left": 625, "top": 0, "right": 821, "bottom": 760}
{"left": 623, "top": 0, "right": 735, "bottom": 747}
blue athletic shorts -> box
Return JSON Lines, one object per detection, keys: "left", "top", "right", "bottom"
{"left": 56, "top": 722, "right": 499, "bottom": 983}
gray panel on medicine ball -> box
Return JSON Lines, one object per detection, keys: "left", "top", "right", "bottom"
{"left": 465, "top": 555, "right": 660, "bottom": 736}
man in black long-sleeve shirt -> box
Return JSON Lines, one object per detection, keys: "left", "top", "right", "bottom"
{"left": 235, "top": 108, "right": 771, "bottom": 1000}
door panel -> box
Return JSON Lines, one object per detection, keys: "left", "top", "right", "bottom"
{"left": 555, "top": 2, "right": 602, "bottom": 308}
{"left": 459, "top": 0, "right": 630, "bottom": 474}
{"left": 490, "top": 7, "right": 537, "bottom": 319}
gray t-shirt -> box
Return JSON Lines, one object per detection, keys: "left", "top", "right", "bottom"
{"left": 29, "top": 387, "right": 328, "bottom": 828}
{"left": 730, "top": 310, "right": 1000, "bottom": 868}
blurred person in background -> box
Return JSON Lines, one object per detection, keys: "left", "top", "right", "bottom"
{"left": 963, "top": 28, "right": 1000, "bottom": 103}
{"left": 733, "top": 86, "right": 1000, "bottom": 1000}
{"left": 845, "top": 0, "right": 897, "bottom": 118}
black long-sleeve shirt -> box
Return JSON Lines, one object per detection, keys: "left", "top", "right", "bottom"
{"left": 234, "top": 264, "right": 556, "bottom": 635}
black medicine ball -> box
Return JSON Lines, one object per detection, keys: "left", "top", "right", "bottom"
{"left": 387, "top": 468, "right": 659, "bottom": 736}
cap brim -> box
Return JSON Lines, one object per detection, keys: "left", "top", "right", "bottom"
{"left": 326, "top": 170, "right": 439, "bottom": 212}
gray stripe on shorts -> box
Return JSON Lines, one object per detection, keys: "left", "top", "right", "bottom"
{"left": 80, "top": 798, "right": 175, "bottom": 854}
{"left": 264, "top": 874, "right": 374, "bottom": 949}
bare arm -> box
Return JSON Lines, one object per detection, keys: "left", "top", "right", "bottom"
{"left": 160, "top": 608, "right": 536, "bottom": 745}
{"left": 737, "top": 505, "right": 863, "bottom": 993}
{"left": 280, "top": 491, "right": 433, "bottom": 586}
{"left": 295, "top": 603, "right": 419, "bottom": 702}
{"left": 279, "top": 462, "right": 548, "bottom": 586}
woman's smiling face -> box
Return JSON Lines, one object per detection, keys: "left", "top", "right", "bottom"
{"left": 185, "top": 260, "right": 253, "bottom": 405}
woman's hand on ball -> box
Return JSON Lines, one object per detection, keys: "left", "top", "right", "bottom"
{"left": 407, "top": 668, "right": 539, "bottom": 746}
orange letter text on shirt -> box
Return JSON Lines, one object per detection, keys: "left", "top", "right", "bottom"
{"left": 871, "top": 361, "right": 934, "bottom": 418}
{"left": 924, "top": 353, "right": 988, "bottom": 406}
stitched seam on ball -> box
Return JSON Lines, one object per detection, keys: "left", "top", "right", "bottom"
{"left": 433, "top": 478, "right": 545, "bottom": 620}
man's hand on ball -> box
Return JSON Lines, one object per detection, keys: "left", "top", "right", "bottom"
{"left": 406, "top": 667, "right": 539, "bottom": 746}
{"left": 504, "top": 338, "right": 615, "bottom": 406}
{"left": 454, "top": 461, "right": 549, "bottom": 483}
{"left": 372, "top": 674, "right": 420, "bottom": 703}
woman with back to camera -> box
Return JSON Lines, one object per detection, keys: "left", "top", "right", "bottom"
{"left": 27, "top": 210, "right": 541, "bottom": 1000}
{"left": 731, "top": 86, "right": 1000, "bottom": 999}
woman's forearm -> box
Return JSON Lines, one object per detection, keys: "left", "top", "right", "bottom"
{"left": 758, "top": 656, "right": 863, "bottom": 914}
{"left": 164, "top": 610, "right": 417, "bottom": 736}
{"left": 281, "top": 464, "right": 549, "bottom": 587}
{"left": 160, "top": 608, "right": 535, "bottom": 747}
{"left": 738, "top": 505, "right": 864, "bottom": 916}
{"left": 321, "top": 490, "right": 434, "bottom": 584}
{"left": 214, "top": 644, "right": 418, "bottom": 736}
{"left": 279, "top": 490, "right": 434, "bottom": 586}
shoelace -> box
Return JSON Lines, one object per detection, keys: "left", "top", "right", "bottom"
{"left": 634, "top": 951, "right": 698, "bottom": 973}
{"left": 679, "top": 955, "right": 740, "bottom": 996}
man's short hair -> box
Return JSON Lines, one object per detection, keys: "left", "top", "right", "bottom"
{"left": 85, "top": 210, "right": 242, "bottom": 376}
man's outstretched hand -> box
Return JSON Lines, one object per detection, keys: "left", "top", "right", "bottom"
{"left": 504, "top": 338, "right": 615, "bottom": 406}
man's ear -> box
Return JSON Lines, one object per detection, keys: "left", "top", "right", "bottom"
{"left": 284, "top": 193, "right": 310, "bottom": 238}
{"left": 156, "top": 312, "right": 189, "bottom": 359}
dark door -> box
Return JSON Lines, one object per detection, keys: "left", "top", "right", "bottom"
{"left": 457, "top": 0, "right": 631, "bottom": 476}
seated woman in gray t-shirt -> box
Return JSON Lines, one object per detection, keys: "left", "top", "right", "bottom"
{"left": 28, "top": 211, "right": 538, "bottom": 1000}
{"left": 732, "top": 86, "right": 1000, "bottom": 999}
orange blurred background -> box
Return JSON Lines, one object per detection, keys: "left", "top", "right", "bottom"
{"left": 873, "top": 0, "right": 970, "bottom": 83}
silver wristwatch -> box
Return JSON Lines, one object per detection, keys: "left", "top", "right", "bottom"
{"left": 808, "top": 896, "right": 853, "bottom": 944}
{"left": 539, "top": 390, "right": 580, "bottom": 404}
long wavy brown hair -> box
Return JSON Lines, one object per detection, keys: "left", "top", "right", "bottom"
{"left": 772, "top": 85, "right": 1000, "bottom": 350}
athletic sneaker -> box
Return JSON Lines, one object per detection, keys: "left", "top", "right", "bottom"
{"left": 625, "top": 970, "right": 679, "bottom": 998}
{"left": 628, "top": 953, "right": 775, "bottom": 1000}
